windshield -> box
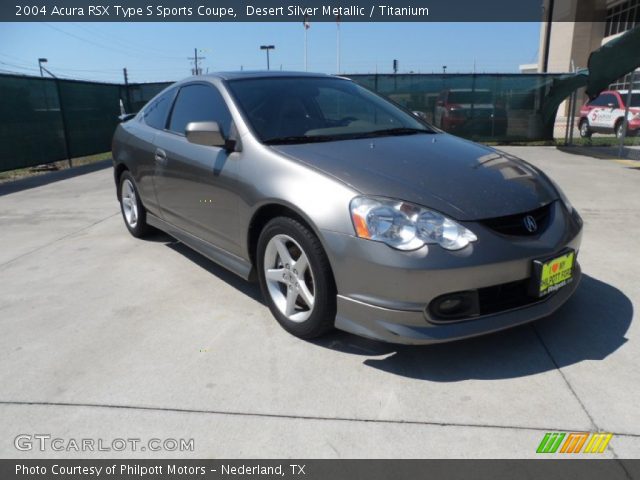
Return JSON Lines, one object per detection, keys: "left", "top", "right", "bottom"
{"left": 448, "top": 91, "right": 493, "bottom": 104}
{"left": 226, "top": 76, "right": 433, "bottom": 144}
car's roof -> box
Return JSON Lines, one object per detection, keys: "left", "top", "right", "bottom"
{"left": 600, "top": 89, "right": 640, "bottom": 94}
{"left": 197, "top": 71, "right": 336, "bottom": 81}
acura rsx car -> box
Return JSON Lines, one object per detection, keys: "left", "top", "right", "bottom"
{"left": 112, "top": 71, "right": 583, "bottom": 344}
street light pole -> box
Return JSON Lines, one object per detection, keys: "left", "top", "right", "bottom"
{"left": 260, "top": 45, "right": 275, "bottom": 70}
{"left": 38, "top": 58, "right": 47, "bottom": 77}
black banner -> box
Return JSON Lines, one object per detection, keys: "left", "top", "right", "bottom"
{"left": 4, "top": 0, "right": 575, "bottom": 22}
{"left": 2, "top": 460, "right": 640, "bottom": 480}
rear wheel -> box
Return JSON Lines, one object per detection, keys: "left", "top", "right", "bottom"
{"left": 257, "top": 217, "right": 336, "bottom": 339}
{"left": 579, "top": 119, "right": 592, "bottom": 138}
{"left": 118, "top": 171, "right": 151, "bottom": 238}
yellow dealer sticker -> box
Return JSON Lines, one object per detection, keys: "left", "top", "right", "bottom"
{"left": 539, "top": 251, "right": 575, "bottom": 296}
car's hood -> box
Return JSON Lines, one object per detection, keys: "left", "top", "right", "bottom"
{"left": 271, "top": 133, "right": 558, "bottom": 221}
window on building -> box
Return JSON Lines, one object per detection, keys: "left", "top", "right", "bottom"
{"left": 605, "top": 0, "right": 640, "bottom": 37}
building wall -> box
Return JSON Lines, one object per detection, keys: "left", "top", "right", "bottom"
{"left": 538, "top": 0, "right": 638, "bottom": 132}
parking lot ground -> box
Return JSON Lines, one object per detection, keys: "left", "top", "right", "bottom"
{"left": 0, "top": 146, "right": 638, "bottom": 459}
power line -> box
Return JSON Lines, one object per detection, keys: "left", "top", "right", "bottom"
{"left": 69, "top": 23, "right": 184, "bottom": 60}
{"left": 41, "top": 23, "right": 181, "bottom": 62}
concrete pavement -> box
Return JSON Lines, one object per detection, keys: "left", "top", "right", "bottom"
{"left": 0, "top": 147, "right": 638, "bottom": 459}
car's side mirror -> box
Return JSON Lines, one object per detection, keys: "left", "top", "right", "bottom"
{"left": 185, "top": 121, "right": 227, "bottom": 148}
{"left": 607, "top": 102, "right": 616, "bottom": 109}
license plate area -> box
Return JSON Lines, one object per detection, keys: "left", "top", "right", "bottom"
{"left": 531, "top": 250, "right": 576, "bottom": 298}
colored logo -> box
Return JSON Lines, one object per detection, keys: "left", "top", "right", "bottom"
{"left": 536, "top": 432, "right": 613, "bottom": 454}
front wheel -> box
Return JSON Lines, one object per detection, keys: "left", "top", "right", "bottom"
{"left": 257, "top": 217, "right": 336, "bottom": 339}
{"left": 579, "top": 119, "right": 592, "bottom": 138}
{"left": 615, "top": 120, "right": 626, "bottom": 139}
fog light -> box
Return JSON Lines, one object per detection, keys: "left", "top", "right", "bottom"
{"left": 429, "top": 291, "right": 480, "bottom": 321}
{"left": 439, "top": 297, "right": 464, "bottom": 313}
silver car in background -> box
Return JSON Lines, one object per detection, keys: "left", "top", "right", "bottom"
{"left": 112, "top": 72, "right": 583, "bottom": 344}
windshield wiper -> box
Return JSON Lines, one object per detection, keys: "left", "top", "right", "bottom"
{"left": 263, "top": 135, "right": 341, "bottom": 145}
{"left": 364, "top": 127, "right": 434, "bottom": 137}
{"left": 264, "top": 128, "right": 434, "bottom": 145}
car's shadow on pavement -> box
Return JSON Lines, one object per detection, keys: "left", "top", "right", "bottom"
{"left": 312, "top": 275, "right": 632, "bottom": 381}
{"left": 155, "top": 235, "right": 632, "bottom": 381}
{"left": 159, "top": 234, "right": 264, "bottom": 304}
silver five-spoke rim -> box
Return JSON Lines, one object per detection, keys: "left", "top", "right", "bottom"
{"left": 121, "top": 179, "right": 138, "bottom": 228}
{"left": 264, "top": 234, "right": 315, "bottom": 323}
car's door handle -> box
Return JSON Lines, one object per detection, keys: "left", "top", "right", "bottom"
{"left": 154, "top": 148, "right": 167, "bottom": 164}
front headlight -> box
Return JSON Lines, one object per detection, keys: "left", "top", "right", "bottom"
{"left": 350, "top": 196, "right": 477, "bottom": 251}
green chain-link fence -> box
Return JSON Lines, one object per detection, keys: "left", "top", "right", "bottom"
{"left": 1, "top": 73, "right": 573, "bottom": 173}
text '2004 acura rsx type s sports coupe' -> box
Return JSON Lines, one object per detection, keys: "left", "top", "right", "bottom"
{"left": 112, "top": 72, "right": 583, "bottom": 345}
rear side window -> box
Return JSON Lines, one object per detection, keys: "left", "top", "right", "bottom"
{"left": 589, "top": 94, "right": 618, "bottom": 108}
{"left": 168, "top": 84, "right": 232, "bottom": 136}
{"left": 143, "top": 89, "right": 175, "bottom": 129}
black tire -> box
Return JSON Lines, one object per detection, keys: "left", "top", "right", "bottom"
{"left": 118, "top": 170, "right": 151, "bottom": 238}
{"left": 257, "top": 216, "right": 336, "bottom": 339}
{"left": 615, "top": 120, "right": 626, "bottom": 139}
{"left": 579, "top": 119, "right": 592, "bottom": 138}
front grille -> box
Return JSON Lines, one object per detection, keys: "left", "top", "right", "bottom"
{"left": 479, "top": 202, "right": 553, "bottom": 237}
{"left": 477, "top": 279, "right": 541, "bottom": 316}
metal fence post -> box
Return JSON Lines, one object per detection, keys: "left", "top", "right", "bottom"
{"left": 568, "top": 89, "right": 576, "bottom": 145}
{"left": 618, "top": 71, "right": 637, "bottom": 159}
{"left": 54, "top": 78, "right": 73, "bottom": 167}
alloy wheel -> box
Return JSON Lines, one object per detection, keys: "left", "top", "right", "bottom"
{"left": 121, "top": 179, "right": 139, "bottom": 228}
{"left": 580, "top": 122, "right": 589, "bottom": 137}
{"left": 263, "top": 234, "right": 315, "bottom": 323}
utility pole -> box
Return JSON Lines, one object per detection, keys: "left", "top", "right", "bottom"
{"left": 260, "top": 45, "right": 275, "bottom": 70}
{"left": 188, "top": 48, "right": 206, "bottom": 75}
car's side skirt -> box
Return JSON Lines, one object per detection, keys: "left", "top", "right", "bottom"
{"left": 147, "top": 213, "right": 254, "bottom": 281}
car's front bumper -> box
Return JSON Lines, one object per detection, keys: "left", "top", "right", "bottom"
{"left": 334, "top": 264, "right": 580, "bottom": 344}
{"left": 322, "top": 201, "right": 583, "bottom": 344}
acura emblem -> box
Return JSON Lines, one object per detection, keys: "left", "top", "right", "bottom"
{"left": 523, "top": 215, "right": 537, "bottom": 233}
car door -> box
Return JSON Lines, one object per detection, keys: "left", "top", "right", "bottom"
{"left": 592, "top": 93, "right": 618, "bottom": 131}
{"left": 152, "top": 82, "right": 241, "bottom": 255}
{"left": 128, "top": 88, "right": 177, "bottom": 217}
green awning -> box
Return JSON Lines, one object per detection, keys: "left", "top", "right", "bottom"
{"left": 541, "top": 69, "right": 589, "bottom": 126}
{"left": 586, "top": 25, "right": 640, "bottom": 98}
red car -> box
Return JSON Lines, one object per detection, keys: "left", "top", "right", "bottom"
{"left": 578, "top": 90, "right": 640, "bottom": 138}
{"left": 434, "top": 89, "right": 508, "bottom": 136}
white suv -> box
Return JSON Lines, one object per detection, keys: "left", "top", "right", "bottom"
{"left": 578, "top": 90, "right": 640, "bottom": 138}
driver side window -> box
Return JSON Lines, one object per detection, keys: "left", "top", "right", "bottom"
{"left": 168, "top": 84, "right": 232, "bottom": 136}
